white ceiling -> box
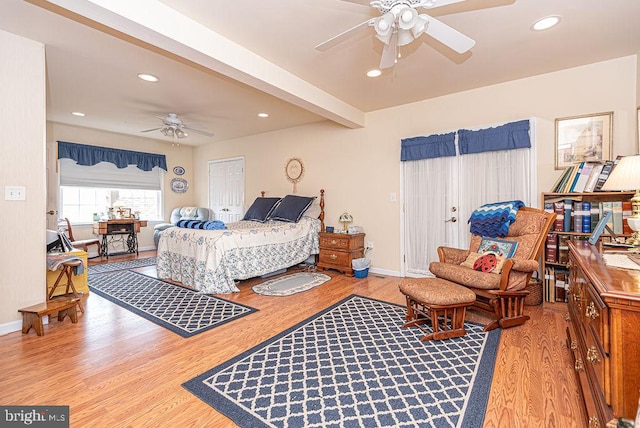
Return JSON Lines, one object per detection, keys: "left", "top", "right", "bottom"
{"left": 2, "top": 0, "right": 640, "bottom": 146}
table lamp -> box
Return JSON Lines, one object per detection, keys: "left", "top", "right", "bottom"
{"left": 339, "top": 211, "right": 353, "bottom": 233}
{"left": 601, "top": 154, "right": 640, "bottom": 246}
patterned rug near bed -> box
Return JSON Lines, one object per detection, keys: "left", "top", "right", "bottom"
{"left": 88, "top": 270, "right": 256, "bottom": 337}
{"left": 183, "top": 294, "right": 500, "bottom": 427}
{"left": 88, "top": 257, "right": 157, "bottom": 275}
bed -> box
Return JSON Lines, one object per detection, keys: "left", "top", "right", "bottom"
{"left": 156, "top": 190, "right": 325, "bottom": 294}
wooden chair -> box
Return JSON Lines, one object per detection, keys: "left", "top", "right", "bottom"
{"left": 429, "top": 206, "right": 556, "bottom": 332}
{"left": 62, "top": 217, "right": 101, "bottom": 257}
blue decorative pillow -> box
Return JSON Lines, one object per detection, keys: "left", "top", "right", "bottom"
{"left": 269, "top": 195, "right": 316, "bottom": 223}
{"left": 243, "top": 197, "right": 281, "bottom": 222}
{"left": 477, "top": 237, "right": 518, "bottom": 258}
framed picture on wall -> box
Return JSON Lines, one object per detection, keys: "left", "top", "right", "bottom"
{"left": 555, "top": 112, "right": 613, "bottom": 169}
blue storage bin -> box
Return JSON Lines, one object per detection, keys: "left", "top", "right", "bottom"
{"left": 354, "top": 268, "right": 369, "bottom": 278}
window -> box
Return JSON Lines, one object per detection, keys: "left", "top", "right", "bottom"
{"left": 60, "top": 186, "right": 161, "bottom": 223}
{"left": 57, "top": 142, "right": 167, "bottom": 223}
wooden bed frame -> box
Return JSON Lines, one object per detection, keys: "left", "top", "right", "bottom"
{"left": 260, "top": 189, "right": 325, "bottom": 232}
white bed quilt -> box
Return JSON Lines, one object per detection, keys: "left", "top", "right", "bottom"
{"left": 156, "top": 217, "right": 321, "bottom": 294}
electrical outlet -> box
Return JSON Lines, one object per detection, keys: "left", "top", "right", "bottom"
{"left": 365, "top": 241, "right": 374, "bottom": 250}
{"left": 5, "top": 185, "right": 26, "bottom": 201}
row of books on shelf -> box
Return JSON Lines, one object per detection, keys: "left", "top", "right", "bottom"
{"left": 544, "top": 266, "right": 569, "bottom": 303}
{"left": 544, "top": 199, "right": 632, "bottom": 235}
{"left": 550, "top": 157, "right": 621, "bottom": 193}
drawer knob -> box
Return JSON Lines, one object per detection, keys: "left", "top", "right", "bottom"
{"left": 585, "top": 302, "right": 599, "bottom": 320}
{"left": 565, "top": 313, "right": 570, "bottom": 322}
{"left": 329, "top": 254, "right": 338, "bottom": 260}
{"left": 587, "top": 347, "right": 599, "bottom": 364}
{"left": 570, "top": 339, "right": 577, "bottom": 350}
{"left": 574, "top": 358, "right": 584, "bottom": 372}
{"left": 330, "top": 240, "right": 337, "bottom": 245}
{"left": 588, "top": 416, "right": 600, "bottom": 428}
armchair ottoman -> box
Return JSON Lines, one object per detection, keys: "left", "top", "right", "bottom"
{"left": 153, "top": 206, "right": 213, "bottom": 247}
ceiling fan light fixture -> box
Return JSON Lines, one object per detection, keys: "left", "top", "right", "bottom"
{"left": 412, "top": 14, "right": 429, "bottom": 37}
{"left": 175, "top": 128, "right": 186, "bottom": 139}
{"left": 374, "top": 13, "right": 395, "bottom": 39}
{"left": 398, "top": 8, "right": 418, "bottom": 30}
{"left": 397, "top": 29, "right": 415, "bottom": 46}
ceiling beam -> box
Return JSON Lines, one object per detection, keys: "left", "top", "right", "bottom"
{"left": 38, "top": 0, "right": 366, "bottom": 129}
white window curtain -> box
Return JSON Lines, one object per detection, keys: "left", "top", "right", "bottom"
{"left": 404, "top": 156, "right": 456, "bottom": 274}
{"left": 59, "top": 158, "right": 164, "bottom": 190}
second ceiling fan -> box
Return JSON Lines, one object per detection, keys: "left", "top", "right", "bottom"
{"left": 315, "top": 0, "right": 475, "bottom": 69}
{"left": 141, "top": 113, "right": 214, "bottom": 139}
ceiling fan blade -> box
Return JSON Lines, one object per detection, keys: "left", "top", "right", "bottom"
{"left": 183, "top": 126, "right": 214, "bottom": 137}
{"left": 423, "top": 15, "right": 475, "bottom": 53}
{"left": 379, "top": 32, "right": 398, "bottom": 69}
{"left": 140, "top": 127, "right": 163, "bottom": 133}
{"left": 419, "top": 0, "right": 467, "bottom": 9}
{"left": 315, "top": 18, "right": 375, "bottom": 51}
{"left": 339, "top": 0, "right": 372, "bottom": 6}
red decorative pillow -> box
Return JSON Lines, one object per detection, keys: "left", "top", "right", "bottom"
{"left": 473, "top": 253, "right": 498, "bottom": 273}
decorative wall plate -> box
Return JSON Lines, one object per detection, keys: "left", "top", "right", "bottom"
{"left": 170, "top": 177, "right": 188, "bottom": 193}
{"left": 173, "top": 166, "right": 185, "bottom": 175}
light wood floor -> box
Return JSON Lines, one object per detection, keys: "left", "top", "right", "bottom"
{"left": 0, "top": 251, "right": 584, "bottom": 427}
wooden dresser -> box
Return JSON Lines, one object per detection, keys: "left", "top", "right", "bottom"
{"left": 317, "top": 232, "right": 365, "bottom": 276}
{"left": 566, "top": 240, "right": 640, "bottom": 427}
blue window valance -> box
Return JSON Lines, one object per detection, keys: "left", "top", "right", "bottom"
{"left": 458, "top": 120, "right": 531, "bottom": 155}
{"left": 401, "top": 132, "right": 456, "bottom": 161}
{"left": 57, "top": 141, "right": 167, "bottom": 171}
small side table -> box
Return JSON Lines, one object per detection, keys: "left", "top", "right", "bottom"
{"left": 317, "top": 232, "right": 365, "bottom": 276}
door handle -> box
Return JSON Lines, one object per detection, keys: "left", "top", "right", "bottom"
{"left": 221, "top": 208, "right": 229, "bottom": 212}
{"left": 47, "top": 210, "right": 57, "bottom": 215}
{"left": 445, "top": 217, "right": 457, "bottom": 223}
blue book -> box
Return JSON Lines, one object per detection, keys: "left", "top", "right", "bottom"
{"left": 563, "top": 200, "right": 572, "bottom": 232}
{"left": 581, "top": 201, "right": 591, "bottom": 233}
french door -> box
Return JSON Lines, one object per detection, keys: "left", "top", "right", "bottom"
{"left": 402, "top": 134, "right": 536, "bottom": 277}
{"left": 208, "top": 157, "right": 245, "bottom": 223}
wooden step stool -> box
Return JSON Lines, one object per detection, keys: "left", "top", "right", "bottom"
{"left": 18, "top": 298, "right": 80, "bottom": 336}
{"left": 48, "top": 259, "right": 85, "bottom": 313}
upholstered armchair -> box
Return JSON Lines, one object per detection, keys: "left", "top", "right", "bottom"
{"left": 429, "top": 206, "right": 555, "bottom": 332}
{"left": 153, "top": 207, "right": 213, "bottom": 247}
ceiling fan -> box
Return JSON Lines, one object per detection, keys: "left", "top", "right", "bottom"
{"left": 140, "top": 113, "right": 214, "bottom": 139}
{"left": 315, "top": 0, "right": 475, "bottom": 69}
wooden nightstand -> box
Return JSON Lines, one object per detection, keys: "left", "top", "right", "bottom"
{"left": 317, "top": 232, "right": 365, "bottom": 276}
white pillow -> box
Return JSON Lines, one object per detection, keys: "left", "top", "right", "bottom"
{"left": 302, "top": 203, "right": 322, "bottom": 219}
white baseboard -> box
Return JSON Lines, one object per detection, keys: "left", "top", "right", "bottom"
{"left": 0, "top": 316, "right": 49, "bottom": 337}
{"left": 368, "top": 267, "right": 401, "bottom": 278}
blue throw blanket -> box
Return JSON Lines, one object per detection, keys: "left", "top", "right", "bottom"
{"left": 176, "top": 220, "right": 227, "bottom": 230}
{"left": 468, "top": 200, "right": 525, "bottom": 237}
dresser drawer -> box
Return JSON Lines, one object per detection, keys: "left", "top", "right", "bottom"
{"left": 583, "top": 285, "right": 609, "bottom": 354}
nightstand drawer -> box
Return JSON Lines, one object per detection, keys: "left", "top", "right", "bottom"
{"left": 319, "top": 250, "right": 351, "bottom": 266}
{"left": 320, "top": 235, "right": 350, "bottom": 250}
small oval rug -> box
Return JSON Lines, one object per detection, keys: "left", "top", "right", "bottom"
{"left": 252, "top": 272, "right": 331, "bottom": 296}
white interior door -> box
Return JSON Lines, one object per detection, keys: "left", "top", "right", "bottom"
{"left": 208, "top": 157, "right": 244, "bottom": 223}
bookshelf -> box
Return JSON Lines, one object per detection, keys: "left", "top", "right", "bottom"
{"left": 541, "top": 191, "right": 634, "bottom": 303}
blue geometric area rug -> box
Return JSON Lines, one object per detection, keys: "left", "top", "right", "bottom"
{"left": 88, "top": 270, "right": 256, "bottom": 338}
{"left": 183, "top": 294, "right": 501, "bottom": 427}
{"left": 88, "top": 257, "right": 157, "bottom": 275}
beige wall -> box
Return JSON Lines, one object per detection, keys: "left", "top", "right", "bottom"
{"left": 193, "top": 55, "right": 638, "bottom": 276}
{"left": 0, "top": 30, "right": 46, "bottom": 329}
{"left": 47, "top": 123, "right": 196, "bottom": 249}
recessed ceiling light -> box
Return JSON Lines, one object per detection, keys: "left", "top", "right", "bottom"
{"left": 367, "top": 69, "right": 382, "bottom": 78}
{"left": 71, "top": 111, "right": 85, "bottom": 117}
{"left": 137, "top": 73, "right": 159, "bottom": 82}
{"left": 532, "top": 16, "right": 560, "bottom": 31}
{"left": 258, "top": 113, "right": 269, "bottom": 118}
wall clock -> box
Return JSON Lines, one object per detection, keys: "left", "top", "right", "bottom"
{"left": 285, "top": 157, "right": 304, "bottom": 193}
